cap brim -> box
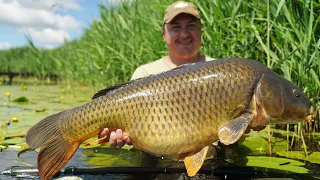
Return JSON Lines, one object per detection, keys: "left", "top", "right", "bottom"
{"left": 165, "top": 11, "right": 199, "bottom": 24}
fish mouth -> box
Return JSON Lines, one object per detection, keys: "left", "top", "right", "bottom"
{"left": 305, "top": 106, "right": 315, "bottom": 122}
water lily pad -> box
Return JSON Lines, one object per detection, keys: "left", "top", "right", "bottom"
{"left": 1, "top": 137, "right": 25, "bottom": 145}
{"left": 12, "top": 96, "right": 29, "bottom": 103}
{"left": 82, "top": 148, "right": 143, "bottom": 167}
{"left": 35, "top": 108, "right": 46, "bottom": 112}
{"left": 243, "top": 131, "right": 288, "bottom": 155}
{"left": 0, "top": 145, "right": 6, "bottom": 150}
{"left": 246, "top": 156, "right": 309, "bottom": 173}
{"left": 6, "top": 126, "right": 29, "bottom": 138}
{"left": 0, "top": 124, "right": 8, "bottom": 142}
{"left": 271, "top": 128, "right": 297, "bottom": 137}
{"left": 7, "top": 145, "right": 24, "bottom": 150}
{"left": 121, "top": 144, "right": 135, "bottom": 151}
{"left": 277, "top": 151, "right": 320, "bottom": 164}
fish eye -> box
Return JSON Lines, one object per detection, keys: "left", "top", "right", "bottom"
{"left": 293, "top": 89, "right": 300, "bottom": 97}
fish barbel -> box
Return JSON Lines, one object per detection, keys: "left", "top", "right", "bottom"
{"left": 26, "top": 58, "right": 313, "bottom": 179}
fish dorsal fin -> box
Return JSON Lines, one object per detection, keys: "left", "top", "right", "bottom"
{"left": 218, "top": 113, "right": 253, "bottom": 145}
{"left": 170, "top": 63, "right": 196, "bottom": 71}
{"left": 92, "top": 81, "right": 134, "bottom": 99}
{"left": 92, "top": 63, "right": 199, "bottom": 99}
{"left": 184, "top": 146, "right": 209, "bottom": 177}
{"left": 92, "top": 63, "right": 197, "bottom": 100}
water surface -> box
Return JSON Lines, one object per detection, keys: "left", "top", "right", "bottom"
{"left": 0, "top": 84, "right": 319, "bottom": 179}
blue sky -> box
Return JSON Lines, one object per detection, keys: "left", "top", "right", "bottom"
{"left": 0, "top": 0, "right": 114, "bottom": 50}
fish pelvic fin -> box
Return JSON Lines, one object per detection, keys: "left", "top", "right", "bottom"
{"left": 84, "top": 135, "right": 107, "bottom": 146}
{"left": 26, "top": 110, "right": 79, "bottom": 180}
{"left": 38, "top": 135, "right": 80, "bottom": 180}
{"left": 184, "top": 146, "right": 209, "bottom": 176}
{"left": 218, "top": 113, "right": 253, "bottom": 145}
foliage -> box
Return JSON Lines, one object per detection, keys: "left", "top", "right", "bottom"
{"left": 0, "top": 124, "right": 7, "bottom": 143}
{"left": 12, "top": 96, "right": 29, "bottom": 103}
{"left": 0, "top": 0, "right": 319, "bottom": 120}
{"left": 277, "top": 151, "right": 320, "bottom": 164}
{"left": 246, "top": 156, "right": 309, "bottom": 173}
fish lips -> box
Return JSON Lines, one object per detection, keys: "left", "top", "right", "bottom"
{"left": 306, "top": 106, "right": 315, "bottom": 122}
{"left": 276, "top": 106, "right": 314, "bottom": 124}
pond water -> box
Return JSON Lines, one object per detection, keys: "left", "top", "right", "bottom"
{"left": 0, "top": 83, "right": 319, "bottom": 180}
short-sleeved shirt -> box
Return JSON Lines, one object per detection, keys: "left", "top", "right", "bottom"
{"left": 131, "top": 56, "right": 215, "bottom": 80}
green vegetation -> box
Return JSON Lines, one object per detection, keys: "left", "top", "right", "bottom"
{"left": 1, "top": 1, "right": 319, "bottom": 175}
{"left": 0, "top": 1, "right": 319, "bottom": 119}
{"left": 0, "top": 40, "right": 56, "bottom": 78}
{"left": 12, "top": 96, "right": 29, "bottom": 103}
{"left": 246, "top": 156, "right": 309, "bottom": 173}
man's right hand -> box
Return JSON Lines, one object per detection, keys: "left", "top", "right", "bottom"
{"left": 98, "top": 128, "right": 132, "bottom": 148}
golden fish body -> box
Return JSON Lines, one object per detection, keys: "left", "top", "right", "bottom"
{"left": 60, "top": 58, "right": 264, "bottom": 154}
{"left": 26, "top": 58, "right": 313, "bottom": 179}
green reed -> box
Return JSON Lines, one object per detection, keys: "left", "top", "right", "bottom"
{"left": 0, "top": 0, "right": 319, "bottom": 127}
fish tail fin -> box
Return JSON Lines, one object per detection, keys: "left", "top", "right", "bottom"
{"left": 38, "top": 135, "right": 79, "bottom": 180}
{"left": 26, "top": 110, "right": 80, "bottom": 180}
{"left": 26, "top": 111, "right": 66, "bottom": 148}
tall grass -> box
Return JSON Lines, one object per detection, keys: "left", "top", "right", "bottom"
{"left": 0, "top": 0, "right": 319, "bottom": 123}
{"left": 196, "top": 0, "right": 320, "bottom": 129}
{"left": 0, "top": 37, "right": 58, "bottom": 79}
{"left": 0, "top": 46, "right": 34, "bottom": 73}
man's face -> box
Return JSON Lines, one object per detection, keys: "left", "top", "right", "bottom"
{"left": 163, "top": 13, "right": 202, "bottom": 59}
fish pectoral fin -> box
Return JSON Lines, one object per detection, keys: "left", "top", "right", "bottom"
{"left": 218, "top": 113, "right": 253, "bottom": 145}
{"left": 184, "top": 146, "right": 209, "bottom": 177}
{"left": 228, "top": 105, "right": 246, "bottom": 120}
{"left": 84, "top": 135, "right": 107, "bottom": 146}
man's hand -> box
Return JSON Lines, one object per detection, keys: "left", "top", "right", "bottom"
{"left": 98, "top": 128, "right": 132, "bottom": 148}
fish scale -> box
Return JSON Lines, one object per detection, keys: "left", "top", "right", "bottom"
{"left": 26, "top": 58, "right": 313, "bottom": 179}
{"left": 107, "top": 60, "right": 250, "bottom": 155}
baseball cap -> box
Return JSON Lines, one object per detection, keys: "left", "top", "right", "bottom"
{"left": 163, "top": 1, "right": 200, "bottom": 24}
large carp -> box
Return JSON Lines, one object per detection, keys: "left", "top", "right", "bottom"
{"left": 26, "top": 58, "right": 313, "bottom": 179}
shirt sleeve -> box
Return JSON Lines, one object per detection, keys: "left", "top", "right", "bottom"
{"left": 205, "top": 56, "right": 216, "bottom": 61}
{"left": 130, "top": 66, "right": 149, "bottom": 80}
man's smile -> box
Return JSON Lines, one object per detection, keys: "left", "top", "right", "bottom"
{"left": 177, "top": 39, "right": 193, "bottom": 46}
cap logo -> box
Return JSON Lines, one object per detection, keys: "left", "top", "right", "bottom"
{"left": 174, "top": 2, "right": 188, "bottom": 9}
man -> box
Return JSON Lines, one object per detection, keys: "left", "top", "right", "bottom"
{"left": 99, "top": 1, "right": 215, "bottom": 149}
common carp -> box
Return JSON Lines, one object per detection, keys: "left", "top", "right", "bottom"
{"left": 26, "top": 58, "right": 314, "bottom": 179}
